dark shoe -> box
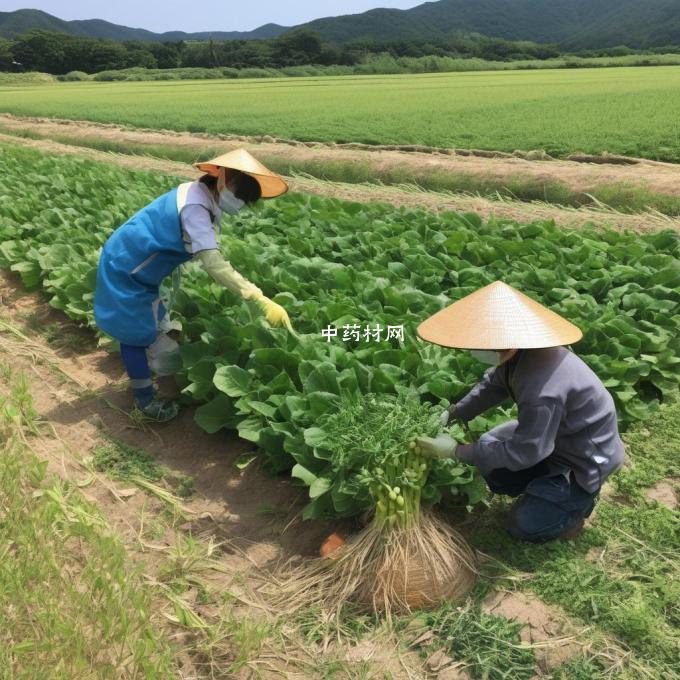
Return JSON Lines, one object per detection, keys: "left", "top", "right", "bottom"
{"left": 138, "top": 398, "right": 180, "bottom": 422}
{"left": 559, "top": 519, "right": 585, "bottom": 541}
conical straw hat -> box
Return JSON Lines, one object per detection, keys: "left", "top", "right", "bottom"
{"left": 417, "top": 281, "right": 582, "bottom": 349}
{"left": 195, "top": 148, "right": 288, "bottom": 198}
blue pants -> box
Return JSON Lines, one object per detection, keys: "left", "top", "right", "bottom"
{"left": 119, "top": 343, "right": 154, "bottom": 407}
{"left": 484, "top": 461, "right": 598, "bottom": 543}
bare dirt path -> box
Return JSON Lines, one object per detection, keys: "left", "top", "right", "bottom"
{"left": 2, "top": 113, "right": 680, "bottom": 198}
{"left": 0, "top": 270, "right": 336, "bottom": 574}
{"left": 1, "top": 128, "right": 677, "bottom": 234}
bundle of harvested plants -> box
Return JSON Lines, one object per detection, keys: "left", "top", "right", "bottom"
{"left": 267, "top": 392, "right": 477, "bottom": 619}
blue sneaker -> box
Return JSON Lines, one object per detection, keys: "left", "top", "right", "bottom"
{"left": 137, "top": 398, "right": 180, "bottom": 422}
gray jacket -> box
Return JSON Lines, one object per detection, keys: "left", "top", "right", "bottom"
{"left": 455, "top": 347, "right": 625, "bottom": 493}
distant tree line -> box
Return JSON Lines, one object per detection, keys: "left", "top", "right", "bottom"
{"left": 1, "top": 28, "right": 672, "bottom": 76}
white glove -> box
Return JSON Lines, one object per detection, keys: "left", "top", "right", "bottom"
{"left": 414, "top": 435, "right": 458, "bottom": 460}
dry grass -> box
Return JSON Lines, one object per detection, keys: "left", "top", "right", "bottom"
{"left": 265, "top": 511, "right": 477, "bottom": 625}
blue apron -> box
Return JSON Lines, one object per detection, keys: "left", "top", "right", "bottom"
{"left": 94, "top": 188, "right": 192, "bottom": 347}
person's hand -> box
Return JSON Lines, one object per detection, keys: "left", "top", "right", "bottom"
{"left": 413, "top": 435, "right": 458, "bottom": 460}
{"left": 456, "top": 443, "right": 474, "bottom": 463}
{"left": 256, "top": 296, "right": 294, "bottom": 333}
{"left": 439, "top": 406, "right": 459, "bottom": 427}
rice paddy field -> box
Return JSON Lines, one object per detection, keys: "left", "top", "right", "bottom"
{"left": 1, "top": 65, "right": 680, "bottom": 161}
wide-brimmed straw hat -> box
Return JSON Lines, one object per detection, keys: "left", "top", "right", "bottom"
{"left": 195, "top": 148, "right": 288, "bottom": 199}
{"left": 417, "top": 281, "right": 583, "bottom": 349}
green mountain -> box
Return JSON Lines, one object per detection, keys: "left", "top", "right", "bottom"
{"left": 298, "top": 0, "right": 680, "bottom": 49}
{"left": 0, "top": 8, "right": 71, "bottom": 37}
{"left": 2, "top": 2, "right": 680, "bottom": 49}
{"left": 0, "top": 9, "right": 287, "bottom": 41}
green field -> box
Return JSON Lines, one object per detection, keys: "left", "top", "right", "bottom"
{"left": 1, "top": 141, "right": 679, "bottom": 677}
{"left": 1, "top": 66, "right": 680, "bottom": 161}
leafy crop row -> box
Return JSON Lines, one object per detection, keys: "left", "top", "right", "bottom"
{"left": 1, "top": 145, "right": 678, "bottom": 520}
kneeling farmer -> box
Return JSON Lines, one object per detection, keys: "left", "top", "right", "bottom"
{"left": 415, "top": 281, "right": 624, "bottom": 542}
{"left": 95, "top": 149, "right": 293, "bottom": 421}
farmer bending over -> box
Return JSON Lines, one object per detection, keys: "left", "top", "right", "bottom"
{"left": 94, "top": 149, "right": 293, "bottom": 422}
{"left": 414, "top": 281, "right": 624, "bottom": 542}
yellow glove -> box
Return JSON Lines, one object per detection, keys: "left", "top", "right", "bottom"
{"left": 254, "top": 294, "right": 295, "bottom": 333}
{"left": 196, "top": 250, "right": 295, "bottom": 334}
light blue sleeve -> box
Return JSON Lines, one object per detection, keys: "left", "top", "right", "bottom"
{"left": 180, "top": 204, "right": 218, "bottom": 254}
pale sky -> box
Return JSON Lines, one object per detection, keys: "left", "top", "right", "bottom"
{"left": 0, "top": 1, "right": 425, "bottom": 33}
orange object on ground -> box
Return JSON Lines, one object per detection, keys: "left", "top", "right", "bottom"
{"left": 320, "top": 532, "right": 345, "bottom": 559}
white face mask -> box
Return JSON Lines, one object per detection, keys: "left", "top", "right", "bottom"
{"left": 470, "top": 349, "right": 501, "bottom": 366}
{"left": 218, "top": 188, "right": 245, "bottom": 215}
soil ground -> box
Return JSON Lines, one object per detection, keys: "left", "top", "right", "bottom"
{"left": 480, "top": 590, "right": 580, "bottom": 673}
{"left": 644, "top": 479, "right": 678, "bottom": 510}
{"left": 0, "top": 270, "right": 335, "bottom": 571}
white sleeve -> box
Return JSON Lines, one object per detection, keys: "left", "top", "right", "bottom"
{"left": 181, "top": 204, "right": 219, "bottom": 254}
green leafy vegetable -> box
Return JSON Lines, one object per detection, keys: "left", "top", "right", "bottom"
{"left": 1, "top": 144, "right": 679, "bottom": 522}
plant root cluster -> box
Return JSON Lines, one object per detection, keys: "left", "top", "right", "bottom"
{"left": 266, "top": 510, "right": 477, "bottom": 621}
